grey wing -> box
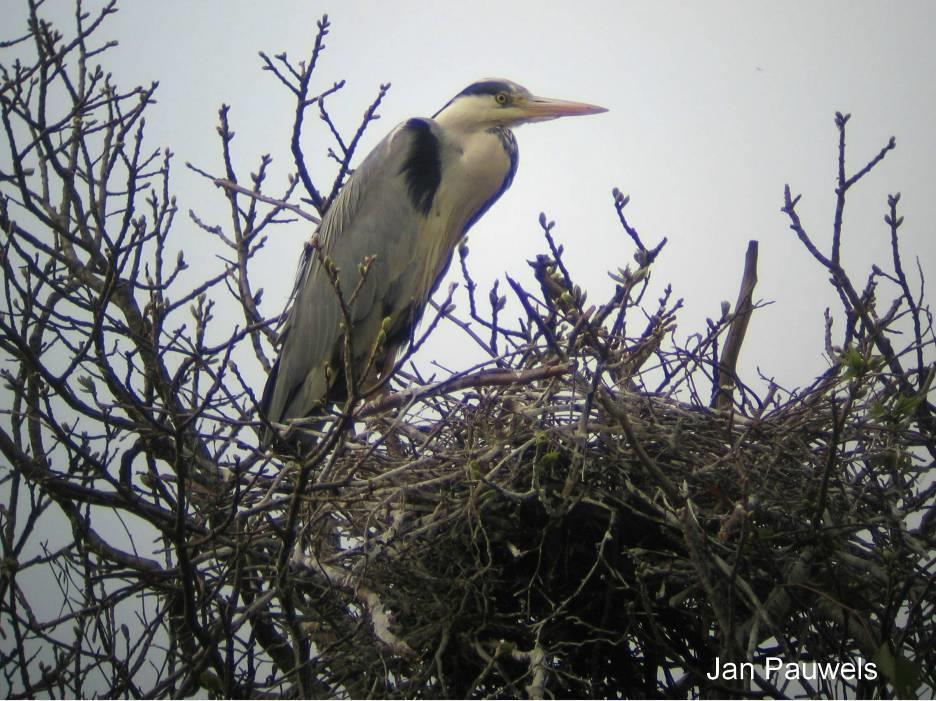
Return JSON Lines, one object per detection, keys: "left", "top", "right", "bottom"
{"left": 260, "top": 119, "right": 443, "bottom": 426}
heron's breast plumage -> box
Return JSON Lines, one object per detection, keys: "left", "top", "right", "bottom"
{"left": 415, "top": 127, "right": 515, "bottom": 299}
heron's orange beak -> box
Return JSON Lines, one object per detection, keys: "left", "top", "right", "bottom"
{"left": 520, "top": 95, "right": 608, "bottom": 122}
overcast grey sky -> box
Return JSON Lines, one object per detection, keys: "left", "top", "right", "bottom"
{"left": 16, "top": 0, "right": 936, "bottom": 394}
{"left": 3, "top": 5, "right": 933, "bottom": 693}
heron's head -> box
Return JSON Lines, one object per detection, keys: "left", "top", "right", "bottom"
{"left": 433, "top": 78, "right": 607, "bottom": 131}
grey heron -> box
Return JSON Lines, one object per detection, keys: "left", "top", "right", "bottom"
{"left": 260, "top": 79, "right": 606, "bottom": 443}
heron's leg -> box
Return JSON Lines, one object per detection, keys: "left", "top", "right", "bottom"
{"left": 364, "top": 346, "right": 409, "bottom": 458}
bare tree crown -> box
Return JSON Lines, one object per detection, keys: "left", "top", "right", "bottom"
{"left": 1, "top": 4, "right": 933, "bottom": 698}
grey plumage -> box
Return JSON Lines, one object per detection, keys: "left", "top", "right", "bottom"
{"left": 261, "top": 119, "right": 463, "bottom": 429}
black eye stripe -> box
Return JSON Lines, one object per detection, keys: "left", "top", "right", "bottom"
{"left": 432, "top": 79, "right": 527, "bottom": 118}
{"left": 458, "top": 80, "right": 515, "bottom": 98}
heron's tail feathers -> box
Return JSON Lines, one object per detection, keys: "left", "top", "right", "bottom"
{"left": 259, "top": 357, "right": 330, "bottom": 450}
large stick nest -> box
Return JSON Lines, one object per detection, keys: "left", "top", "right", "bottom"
{"left": 252, "top": 231, "right": 935, "bottom": 699}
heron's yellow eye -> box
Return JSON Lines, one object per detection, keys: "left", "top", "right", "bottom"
{"left": 495, "top": 93, "right": 508, "bottom": 105}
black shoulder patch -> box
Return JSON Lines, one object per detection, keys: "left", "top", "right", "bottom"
{"left": 398, "top": 118, "right": 441, "bottom": 216}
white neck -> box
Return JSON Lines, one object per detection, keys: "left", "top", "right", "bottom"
{"left": 434, "top": 95, "right": 501, "bottom": 133}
